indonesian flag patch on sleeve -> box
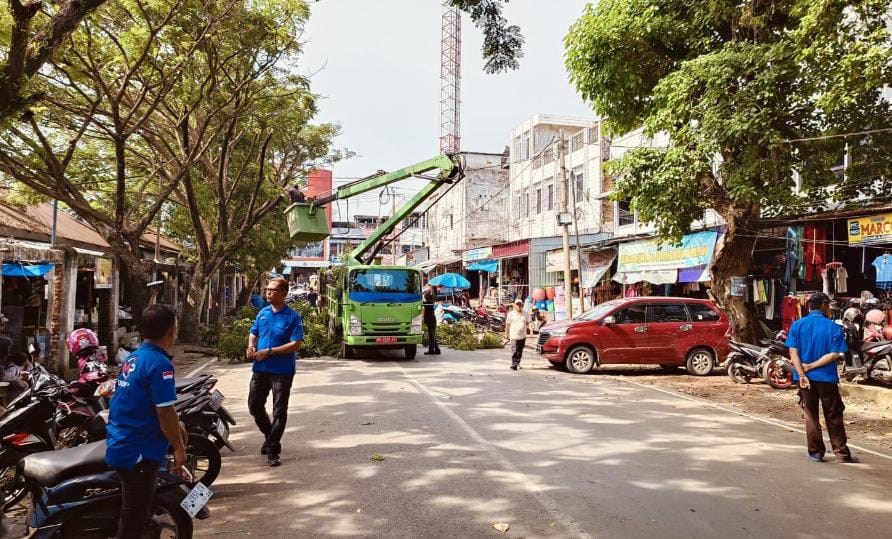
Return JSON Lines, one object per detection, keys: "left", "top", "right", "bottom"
{"left": 162, "top": 371, "right": 174, "bottom": 380}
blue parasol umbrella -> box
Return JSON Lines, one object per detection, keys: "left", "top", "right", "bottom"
{"left": 428, "top": 273, "right": 471, "bottom": 289}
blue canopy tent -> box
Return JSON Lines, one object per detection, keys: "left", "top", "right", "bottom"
{"left": 2, "top": 263, "right": 55, "bottom": 277}
{"left": 466, "top": 260, "right": 497, "bottom": 273}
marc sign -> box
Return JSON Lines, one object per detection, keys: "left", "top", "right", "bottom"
{"left": 848, "top": 213, "right": 892, "bottom": 245}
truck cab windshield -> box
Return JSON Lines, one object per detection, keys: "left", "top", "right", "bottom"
{"left": 349, "top": 269, "right": 422, "bottom": 303}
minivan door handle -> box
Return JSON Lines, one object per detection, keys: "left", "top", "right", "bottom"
{"left": 679, "top": 324, "right": 693, "bottom": 332}
{"left": 634, "top": 325, "right": 648, "bottom": 333}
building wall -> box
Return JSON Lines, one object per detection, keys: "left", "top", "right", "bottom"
{"left": 427, "top": 152, "right": 508, "bottom": 260}
{"left": 507, "top": 115, "right": 601, "bottom": 242}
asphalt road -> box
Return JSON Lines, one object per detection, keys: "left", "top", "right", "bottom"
{"left": 195, "top": 347, "right": 892, "bottom": 538}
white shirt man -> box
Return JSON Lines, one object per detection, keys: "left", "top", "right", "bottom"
{"left": 505, "top": 299, "right": 528, "bottom": 370}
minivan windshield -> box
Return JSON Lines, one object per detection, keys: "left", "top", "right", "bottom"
{"left": 575, "top": 300, "right": 624, "bottom": 321}
{"left": 349, "top": 269, "right": 422, "bottom": 303}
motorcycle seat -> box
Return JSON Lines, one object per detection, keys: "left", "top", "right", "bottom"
{"left": 737, "top": 342, "right": 764, "bottom": 352}
{"left": 176, "top": 374, "right": 212, "bottom": 391}
{"left": 862, "top": 341, "right": 890, "bottom": 353}
{"left": 21, "top": 440, "right": 109, "bottom": 487}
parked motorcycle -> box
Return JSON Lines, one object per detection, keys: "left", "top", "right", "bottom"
{"left": 20, "top": 440, "right": 209, "bottom": 537}
{"left": 840, "top": 311, "right": 892, "bottom": 386}
{"left": 725, "top": 337, "right": 793, "bottom": 389}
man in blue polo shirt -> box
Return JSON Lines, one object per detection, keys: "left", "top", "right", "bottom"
{"left": 246, "top": 277, "right": 304, "bottom": 466}
{"left": 786, "top": 292, "right": 858, "bottom": 463}
{"left": 106, "top": 304, "right": 188, "bottom": 537}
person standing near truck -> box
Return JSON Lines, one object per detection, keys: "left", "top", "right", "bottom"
{"left": 423, "top": 285, "right": 440, "bottom": 355}
{"left": 246, "top": 277, "right": 304, "bottom": 467}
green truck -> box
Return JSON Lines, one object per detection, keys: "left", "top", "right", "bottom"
{"left": 286, "top": 155, "right": 463, "bottom": 359}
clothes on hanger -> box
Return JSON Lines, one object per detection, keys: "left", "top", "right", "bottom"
{"left": 872, "top": 254, "right": 892, "bottom": 290}
{"left": 781, "top": 294, "right": 801, "bottom": 332}
{"left": 784, "top": 227, "right": 800, "bottom": 284}
{"left": 802, "top": 224, "right": 827, "bottom": 281}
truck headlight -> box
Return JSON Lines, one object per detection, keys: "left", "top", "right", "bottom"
{"left": 349, "top": 315, "right": 362, "bottom": 336}
{"left": 411, "top": 314, "right": 423, "bottom": 334}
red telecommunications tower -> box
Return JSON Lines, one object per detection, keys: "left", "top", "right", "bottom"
{"left": 440, "top": 2, "right": 461, "bottom": 155}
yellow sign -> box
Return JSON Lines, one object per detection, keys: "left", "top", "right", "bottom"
{"left": 848, "top": 213, "right": 892, "bottom": 245}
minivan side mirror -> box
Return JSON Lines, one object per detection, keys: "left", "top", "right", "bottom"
{"left": 603, "top": 316, "right": 616, "bottom": 325}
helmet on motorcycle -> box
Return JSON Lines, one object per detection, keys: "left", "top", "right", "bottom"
{"left": 66, "top": 328, "right": 99, "bottom": 357}
{"left": 865, "top": 309, "right": 886, "bottom": 325}
{"left": 842, "top": 307, "right": 862, "bottom": 324}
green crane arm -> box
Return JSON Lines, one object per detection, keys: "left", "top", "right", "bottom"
{"left": 313, "top": 154, "right": 463, "bottom": 265}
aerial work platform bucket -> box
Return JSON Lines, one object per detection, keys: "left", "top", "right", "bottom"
{"left": 286, "top": 204, "right": 331, "bottom": 242}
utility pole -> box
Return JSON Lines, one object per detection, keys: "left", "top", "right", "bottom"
{"left": 558, "top": 130, "right": 573, "bottom": 319}
{"left": 570, "top": 171, "right": 585, "bottom": 312}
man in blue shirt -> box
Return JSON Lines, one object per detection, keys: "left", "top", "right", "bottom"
{"left": 786, "top": 293, "right": 858, "bottom": 463}
{"left": 106, "top": 304, "right": 188, "bottom": 537}
{"left": 246, "top": 277, "right": 304, "bottom": 466}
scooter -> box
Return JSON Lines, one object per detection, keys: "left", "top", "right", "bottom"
{"left": 19, "top": 440, "right": 209, "bottom": 537}
{"left": 839, "top": 317, "right": 892, "bottom": 386}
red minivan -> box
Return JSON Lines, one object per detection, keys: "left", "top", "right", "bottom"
{"left": 537, "top": 297, "right": 730, "bottom": 375}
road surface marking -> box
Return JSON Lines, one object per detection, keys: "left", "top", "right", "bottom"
{"left": 186, "top": 357, "right": 217, "bottom": 378}
{"left": 394, "top": 362, "right": 593, "bottom": 539}
{"left": 615, "top": 377, "right": 892, "bottom": 462}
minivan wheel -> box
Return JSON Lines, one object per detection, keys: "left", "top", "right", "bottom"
{"left": 565, "top": 346, "right": 596, "bottom": 374}
{"left": 685, "top": 348, "right": 715, "bottom": 376}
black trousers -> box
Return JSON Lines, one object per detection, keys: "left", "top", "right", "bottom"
{"left": 114, "top": 460, "right": 160, "bottom": 539}
{"left": 511, "top": 339, "right": 525, "bottom": 366}
{"left": 426, "top": 322, "right": 440, "bottom": 353}
{"left": 248, "top": 372, "right": 294, "bottom": 455}
{"left": 798, "top": 381, "right": 851, "bottom": 458}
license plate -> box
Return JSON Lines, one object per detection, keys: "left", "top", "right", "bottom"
{"left": 208, "top": 390, "right": 224, "bottom": 411}
{"left": 216, "top": 419, "right": 228, "bottom": 439}
{"left": 180, "top": 482, "right": 213, "bottom": 518}
{"left": 375, "top": 337, "right": 398, "bottom": 344}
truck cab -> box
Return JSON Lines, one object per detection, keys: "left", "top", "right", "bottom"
{"left": 326, "top": 265, "right": 424, "bottom": 359}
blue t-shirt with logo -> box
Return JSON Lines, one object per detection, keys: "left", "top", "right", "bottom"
{"left": 250, "top": 305, "right": 304, "bottom": 375}
{"left": 785, "top": 310, "right": 847, "bottom": 383}
{"left": 105, "top": 342, "right": 177, "bottom": 469}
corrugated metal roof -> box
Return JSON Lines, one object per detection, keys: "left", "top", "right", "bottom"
{"left": 0, "top": 202, "right": 180, "bottom": 253}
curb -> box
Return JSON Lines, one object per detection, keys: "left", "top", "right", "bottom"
{"left": 839, "top": 382, "right": 892, "bottom": 409}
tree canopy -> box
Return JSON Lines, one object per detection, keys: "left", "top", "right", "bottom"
{"left": 450, "top": 0, "right": 524, "bottom": 73}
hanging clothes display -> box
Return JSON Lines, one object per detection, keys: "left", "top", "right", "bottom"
{"left": 835, "top": 266, "right": 848, "bottom": 293}
{"left": 802, "top": 224, "right": 827, "bottom": 281}
{"left": 781, "top": 295, "right": 801, "bottom": 332}
{"left": 872, "top": 254, "right": 892, "bottom": 290}
{"left": 784, "top": 227, "right": 800, "bottom": 284}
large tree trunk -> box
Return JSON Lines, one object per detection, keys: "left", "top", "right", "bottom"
{"left": 709, "top": 217, "right": 761, "bottom": 344}
{"left": 180, "top": 266, "right": 210, "bottom": 343}
{"left": 236, "top": 274, "right": 261, "bottom": 309}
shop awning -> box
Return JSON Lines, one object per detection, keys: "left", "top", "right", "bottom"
{"left": 414, "top": 255, "right": 461, "bottom": 272}
{"left": 492, "top": 240, "right": 530, "bottom": 259}
{"left": 2, "top": 262, "right": 55, "bottom": 277}
{"left": 613, "top": 269, "right": 677, "bottom": 285}
{"left": 467, "top": 259, "right": 498, "bottom": 272}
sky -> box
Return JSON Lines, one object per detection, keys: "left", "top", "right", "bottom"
{"left": 300, "top": 0, "right": 595, "bottom": 219}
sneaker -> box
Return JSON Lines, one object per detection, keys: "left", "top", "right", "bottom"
{"left": 807, "top": 452, "right": 824, "bottom": 462}
{"left": 261, "top": 444, "right": 269, "bottom": 456}
{"left": 510, "top": 364, "right": 518, "bottom": 371}
{"left": 268, "top": 453, "right": 281, "bottom": 467}
{"left": 836, "top": 455, "right": 860, "bottom": 464}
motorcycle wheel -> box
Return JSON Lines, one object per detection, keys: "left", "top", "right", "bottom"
{"left": 56, "top": 416, "right": 92, "bottom": 449}
{"left": 727, "top": 361, "right": 752, "bottom": 384}
{"left": 0, "top": 458, "right": 27, "bottom": 512}
{"left": 146, "top": 495, "right": 194, "bottom": 539}
{"left": 764, "top": 359, "right": 793, "bottom": 389}
{"left": 186, "top": 433, "right": 221, "bottom": 487}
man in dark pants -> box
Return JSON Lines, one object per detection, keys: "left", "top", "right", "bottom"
{"left": 106, "top": 304, "right": 188, "bottom": 538}
{"left": 786, "top": 292, "right": 858, "bottom": 463}
{"left": 423, "top": 285, "right": 440, "bottom": 355}
{"left": 246, "top": 277, "right": 304, "bottom": 466}
{"left": 505, "top": 298, "right": 528, "bottom": 370}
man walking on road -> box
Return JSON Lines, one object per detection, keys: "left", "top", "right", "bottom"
{"left": 246, "top": 277, "right": 304, "bottom": 466}
{"left": 786, "top": 292, "right": 858, "bottom": 463}
{"left": 106, "top": 305, "right": 188, "bottom": 538}
{"left": 423, "top": 285, "right": 440, "bottom": 355}
{"left": 505, "top": 298, "right": 528, "bottom": 370}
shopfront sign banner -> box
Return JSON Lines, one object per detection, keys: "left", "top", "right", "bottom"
{"left": 848, "top": 213, "right": 892, "bottom": 245}
{"left": 617, "top": 230, "right": 719, "bottom": 273}
{"left": 463, "top": 247, "right": 492, "bottom": 262}
{"left": 612, "top": 270, "right": 677, "bottom": 285}
{"left": 94, "top": 258, "right": 113, "bottom": 289}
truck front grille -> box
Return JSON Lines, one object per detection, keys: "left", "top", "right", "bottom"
{"left": 362, "top": 321, "right": 410, "bottom": 335}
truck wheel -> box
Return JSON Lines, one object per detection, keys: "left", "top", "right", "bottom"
{"left": 404, "top": 345, "right": 417, "bottom": 360}
{"left": 341, "top": 344, "right": 354, "bottom": 359}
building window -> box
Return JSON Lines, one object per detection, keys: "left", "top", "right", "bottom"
{"left": 588, "top": 125, "right": 599, "bottom": 144}
{"left": 573, "top": 167, "right": 584, "bottom": 202}
{"left": 547, "top": 184, "right": 554, "bottom": 211}
{"left": 522, "top": 131, "right": 530, "bottom": 161}
{"left": 512, "top": 136, "right": 521, "bottom": 162}
{"left": 449, "top": 214, "right": 454, "bottom": 230}
{"left": 617, "top": 199, "right": 634, "bottom": 226}
{"left": 524, "top": 191, "right": 530, "bottom": 217}
{"left": 535, "top": 187, "right": 542, "bottom": 214}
